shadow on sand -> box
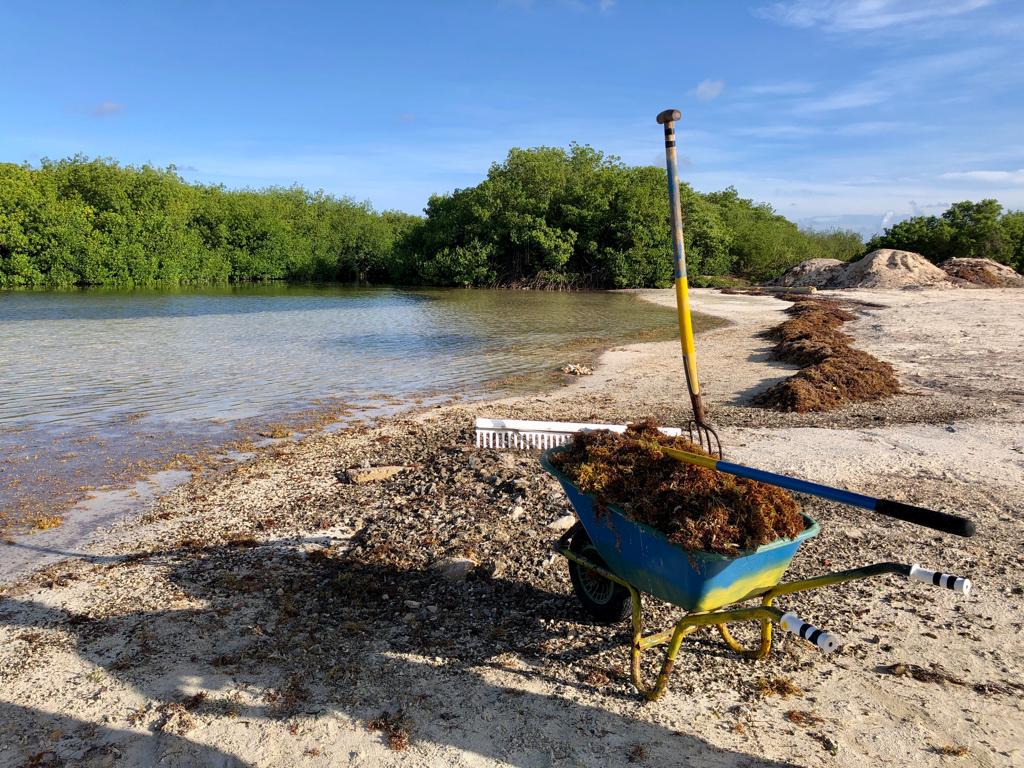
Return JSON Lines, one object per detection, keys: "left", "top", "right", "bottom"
{"left": 1, "top": 533, "right": 799, "bottom": 767}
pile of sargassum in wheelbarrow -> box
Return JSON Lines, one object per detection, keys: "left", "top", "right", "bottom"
{"left": 474, "top": 417, "right": 976, "bottom": 701}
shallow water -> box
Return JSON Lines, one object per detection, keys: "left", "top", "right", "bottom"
{"left": 0, "top": 284, "right": 687, "bottom": 534}
{"left": 0, "top": 285, "right": 682, "bottom": 426}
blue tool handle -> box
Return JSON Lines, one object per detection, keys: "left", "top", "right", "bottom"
{"left": 718, "top": 460, "right": 976, "bottom": 538}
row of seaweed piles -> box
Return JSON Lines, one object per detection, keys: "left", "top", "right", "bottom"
{"left": 752, "top": 299, "right": 899, "bottom": 412}
{"left": 549, "top": 420, "right": 805, "bottom": 555}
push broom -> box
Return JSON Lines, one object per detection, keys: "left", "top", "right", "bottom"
{"left": 474, "top": 109, "right": 975, "bottom": 539}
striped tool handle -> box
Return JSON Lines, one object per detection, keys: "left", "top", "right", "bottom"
{"left": 780, "top": 612, "right": 841, "bottom": 653}
{"left": 909, "top": 564, "right": 972, "bottom": 594}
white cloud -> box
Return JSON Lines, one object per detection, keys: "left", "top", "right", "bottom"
{"left": 834, "top": 120, "right": 907, "bottom": 136}
{"left": 741, "top": 81, "right": 815, "bottom": 96}
{"left": 694, "top": 79, "right": 725, "bottom": 101}
{"left": 755, "top": 0, "right": 993, "bottom": 32}
{"left": 940, "top": 169, "right": 1024, "bottom": 183}
{"left": 91, "top": 101, "right": 125, "bottom": 117}
{"left": 792, "top": 83, "right": 887, "bottom": 112}
{"left": 598, "top": 0, "right": 616, "bottom": 11}
{"left": 785, "top": 46, "right": 997, "bottom": 114}
{"left": 732, "top": 124, "right": 821, "bottom": 139}
{"left": 909, "top": 200, "right": 949, "bottom": 215}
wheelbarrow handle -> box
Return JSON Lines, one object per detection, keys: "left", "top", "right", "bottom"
{"left": 780, "top": 612, "right": 840, "bottom": 653}
{"left": 661, "top": 447, "right": 976, "bottom": 537}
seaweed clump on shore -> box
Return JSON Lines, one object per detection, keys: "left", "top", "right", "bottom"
{"left": 549, "top": 420, "right": 805, "bottom": 555}
{"left": 753, "top": 299, "right": 900, "bottom": 413}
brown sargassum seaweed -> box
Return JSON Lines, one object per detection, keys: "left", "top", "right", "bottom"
{"left": 753, "top": 299, "right": 899, "bottom": 413}
{"left": 550, "top": 420, "right": 805, "bottom": 555}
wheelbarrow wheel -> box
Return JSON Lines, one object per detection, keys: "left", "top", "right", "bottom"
{"left": 567, "top": 529, "right": 631, "bottom": 624}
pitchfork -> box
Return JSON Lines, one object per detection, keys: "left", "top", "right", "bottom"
{"left": 657, "top": 108, "right": 722, "bottom": 457}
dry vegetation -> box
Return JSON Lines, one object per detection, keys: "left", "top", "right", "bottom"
{"left": 754, "top": 676, "right": 802, "bottom": 699}
{"left": 549, "top": 420, "right": 805, "bottom": 554}
{"left": 753, "top": 299, "right": 900, "bottom": 412}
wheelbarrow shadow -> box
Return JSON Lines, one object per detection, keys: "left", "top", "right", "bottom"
{"left": 0, "top": 535, "right": 802, "bottom": 767}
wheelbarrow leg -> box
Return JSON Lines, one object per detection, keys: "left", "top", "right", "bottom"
{"left": 632, "top": 605, "right": 794, "bottom": 700}
{"left": 717, "top": 614, "right": 774, "bottom": 660}
{"left": 629, "top": 589, "right": 701, "bottom": 701}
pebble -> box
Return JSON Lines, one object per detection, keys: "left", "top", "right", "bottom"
{"left": 436, "top": 556, "right": 477, "bottom": 581}
{"left": 560, "top": 364, "right": 593, "bottom": 376}
{"left": 547, "top": 514, "right": 576, "bottom": 532}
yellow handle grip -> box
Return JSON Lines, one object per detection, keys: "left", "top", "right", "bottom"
{"left": 675, "top": 276, "right": 700, "bottom": 397}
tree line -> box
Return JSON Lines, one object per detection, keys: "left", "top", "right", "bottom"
{"left": 0, "top": 156, "right": 419, "bottom": 288}
{"left": 393, "top": 144, "right": 862, "bottom": 287}
{"left": 865, "top": 199, "right": 1024, "bottom": 272}
{"left": 2, "top": 149, "right": 1020, "bottom": 290}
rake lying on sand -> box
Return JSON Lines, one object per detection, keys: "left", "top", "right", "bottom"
{"left": 474, "top": 416, "right": 975, "bottom": 538}
{"left": 474, "top": 418, "right": 681, "bottom": 449}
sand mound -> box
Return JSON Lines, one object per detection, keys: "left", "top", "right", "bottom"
{"left": 776, "top": 249, "right": 955, "bottom": 290}
{"left": 831, "top": 249, "right": 952, "bottom": 289}
{"left": 941, "top": 257, "right": 1024, "bottom": 288}
{"left": 774, "top": 258, "right": 845, "bottom": 288}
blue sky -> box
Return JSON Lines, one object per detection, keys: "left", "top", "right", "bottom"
{"left": 2, "top": 0, "right": 1022, "bottom": 235}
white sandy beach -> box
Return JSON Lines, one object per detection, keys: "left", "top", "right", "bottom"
{"left": 1, "top": 287, "right": 1022, "bottom": 767}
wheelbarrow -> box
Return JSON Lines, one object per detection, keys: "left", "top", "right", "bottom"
{"left": 540, "top": 446, "right": 974, "bottom": 701}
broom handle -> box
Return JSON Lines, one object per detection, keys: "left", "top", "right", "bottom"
{"left": 657, "top": 109, "right": 706, "bottom": 424}
{"left": 661, "top": 447, "right": 976, "bottom": 537}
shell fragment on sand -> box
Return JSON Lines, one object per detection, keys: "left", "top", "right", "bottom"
{"left": 343, "top": 465, "right": 411, "bottom": 484}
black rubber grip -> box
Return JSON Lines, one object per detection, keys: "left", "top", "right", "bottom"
{"left": 875, "top": 499, "right": 976, "bottom": 537}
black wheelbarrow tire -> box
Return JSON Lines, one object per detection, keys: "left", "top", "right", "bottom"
{"left": 567, "top": 528, "right": 631, "bottom": 624}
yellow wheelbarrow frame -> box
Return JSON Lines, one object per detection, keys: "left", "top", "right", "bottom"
{"left": 555, "top": 526, "right": 971, "bottom": 701}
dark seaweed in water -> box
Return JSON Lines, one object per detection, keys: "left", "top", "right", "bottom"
{"left": 550, "top": 420, "right": 805, "bottom": 556}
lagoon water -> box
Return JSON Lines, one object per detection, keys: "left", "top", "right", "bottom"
{"left": 0, "top": 285, "right": 681, "bottom": 533}
{"left": 0, "top": 285, "right": 680, "bottom": 426}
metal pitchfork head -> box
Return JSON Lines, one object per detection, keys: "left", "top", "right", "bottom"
{"left": 657, "top": 108, "right": 722, "bottom": 458}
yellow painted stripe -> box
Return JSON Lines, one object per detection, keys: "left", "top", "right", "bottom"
{"left": 693, "top": 563, "right": 790, "bottom": 612}
{"left": 674, "top": 276, "right": 701, "bottom": 395}
{"left": 662, "top": 446, "right": 718, "bottom": 470}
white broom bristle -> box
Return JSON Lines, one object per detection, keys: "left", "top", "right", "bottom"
{"left": 474, "top": 418, "right": 681, "bottom": 451}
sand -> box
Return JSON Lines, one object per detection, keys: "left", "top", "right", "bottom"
{"left": 942, "top": 258, "right": 1024, "bottom": 288}
{"left": 773, "top": 259, "right": 846, "bottom": 289}
{"left": 832, "top": 249, "right": 952, "bottom": 289}
{"left": 1, "top": 288, "right": 1022, "bottom": 767}
{"left": 777, "top": 249, "right": 972, "bottom": 291}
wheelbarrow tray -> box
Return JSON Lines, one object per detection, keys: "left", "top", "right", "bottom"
{"left": 541, "top": 446, "right": 820, "bottom": 612}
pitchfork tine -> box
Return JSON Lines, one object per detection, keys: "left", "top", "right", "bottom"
{"left": 687, "top": 419, "right": 723, "bottom": 459}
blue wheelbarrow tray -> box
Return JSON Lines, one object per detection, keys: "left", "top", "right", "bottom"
{"left": 541, "top": 447, "right": 820, "bottom": 613}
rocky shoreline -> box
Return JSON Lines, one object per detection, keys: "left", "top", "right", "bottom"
{"left": 1, "top": 288, "right": 1022, "bottom": 767}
